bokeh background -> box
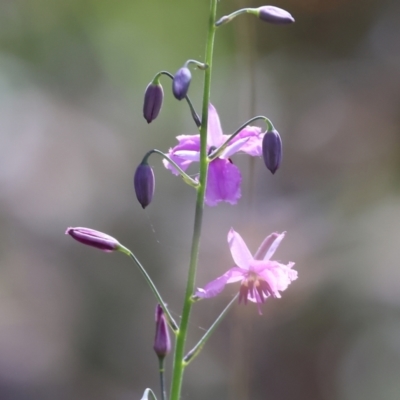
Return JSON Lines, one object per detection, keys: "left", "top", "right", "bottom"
{"left": 1, "top": 0, "right": 400, "bottom": 399}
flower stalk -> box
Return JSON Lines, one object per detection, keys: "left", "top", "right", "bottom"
{"left": 215, "top": 6, "right": 294, "bottom": 27}
{"left": 144, "top": 149, "right": 198, "bottom": 188}
{"left": 154, "top": 305, "right": 171, "bottom": 400}
{"left": 66, "top": 1, "right": 298, "bottom": 398}
{"left": 208, "top": 116, "right": 274, "bottom": 161}
{"left": 169, "top": 0, "right": 218, "bottom": 399}
{"left": 159, "top": 359, "right": 167, "bottom": 400}
{"left": 183, "top": 294, "right": 238, "bottom": 365}
{"left": 128, "top": 251, "right": 179, "bottom": 332}
{"left": 150, "top": 71, "right": 201, "bottom": 127}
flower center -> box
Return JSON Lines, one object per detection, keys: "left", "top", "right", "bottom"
{"left": 208, "top": 146, "right": 217, "bottom": 156}
{"left": 238, "top": 272, "right": 273, "bottom": 305}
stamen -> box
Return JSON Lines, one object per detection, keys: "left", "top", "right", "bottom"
{"left": 256, "top": 286, "right": 266, "bottom": 303}
{"left": 238, "top": 284, "right": 248, "bottom": 305}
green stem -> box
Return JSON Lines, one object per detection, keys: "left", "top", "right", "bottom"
{"left": 185, "top": 59, "right": 208, "bottom": 70}
{"left": 169, "top": 0, "right": 218, "bottom": 399}
{"left": 183, "top": 294, "right": 238, "bottom": 365}
{"left": 125, "top": 250, "right": 178, "bottom": 333}
{"left": 208, "top": 116, "right": 274, "bottom": 161}
{"left": 158, "top": 71, "right": 201, "bottom": 127}
{"left": 143, "top": 149, "right": 198, "bottom": 188}
{"left": 215, "top": 8, "right": 253, "bottom": 27}
{"left": 159, "top": 358, "right": 167, "bottom": 400}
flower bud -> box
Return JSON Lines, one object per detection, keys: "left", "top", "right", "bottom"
{"left": 143, "top": 82, "right": 164, "bottom": 123}
{"left": 140, "top": 388, "right": 157, "bottom": 400}
{"left": 65, "top": 227, "right": 121, "bottom": 252}
{"left": 262, "top": 129, "right": 282, "bottom": 174}
{"left": 134, "top": 161, "right": 155, "bottom": 209}
{"left": 172, "top": 67, "right": 191, "bottom": 100}
{"left": 153, "top": 304, "right": 171, "bottom": 359}
{"left": 257, "top": 6, "right": 294, "bottom": 25}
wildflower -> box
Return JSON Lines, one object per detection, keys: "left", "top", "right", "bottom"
{"left": 257, "top": 6, "right": 295, "bottom": 25}
{"left": 153, "top": 304, "right": 171, "bottom": 359}
{"left": 143, "top": 81, "right": 164, "bottom": 123}
{"left": 163, "top": 104, "right": 264, "bottom": 206}
{"left": 65, "top": 227, "right": 121, "bottom": 252}
{"left": 262, "top": 129, "right": 282, "bottom": 174}
{"left": 172, "top": 67, "right": 192, "bottom": 100}
{"left": 134, "top": 161, "right": 155, "bottom": 209}
{"left": 195, "top": 228, "right": 297, "bottom": 314}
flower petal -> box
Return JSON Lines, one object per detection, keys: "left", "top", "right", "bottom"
{"left": 195, "top": 267, "right": 243, "bottom": 298}
{"left": 207, "top": 104, "right": 224, "bottom": 147}
{"left": 225, "top": 266, "right": 248, "bottom": 283}
{"left": 174, "top": 150, "right": 200, "bottom": 161}
{"left": 227, "top": 228, "right": 253, "bottom": 270}
{"left": 205, "top": 158, "right": 241, "bottom": 206}
{"left": 163, "top": 134, "right": 200, "bottom": 175}
{"left": 263, "top": 232, "right": 286, "bottom": 261}
{"left": 258, "top": 268, "right": 281, "bottom": 297}
{"left": 174, "top": 134, "right": 201, "bottom": 149}
{"left": 235, "top": 126, "right": 264, "bottom": 156}
{"left": 220, "top": 137, "right": 250, "bottom": 159}
{"left": 282, "top": 262, "right": 298, "bottom": 283}
{"left": 258, "top": 260, "right": 297, "bottom": 294}
{"left": 253, "top": 232, "right": 280, "bottom": 260}
{"left": 163, "top": 152, "right": 193, "bottom": 175}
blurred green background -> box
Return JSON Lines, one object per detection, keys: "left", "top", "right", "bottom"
{"left": 1, "top": 0, "right": 400, "bottom": 399}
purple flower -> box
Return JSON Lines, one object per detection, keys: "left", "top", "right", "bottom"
{"left": 65, "top": 227, "right": 121, "bottom": 252}
{"left": 134, "top": 162, "right": 155, "bottom": 209}
{"left": 163, "top": 104, "right": 264, "bottom": 206}
{"left": 172, "top": 67, "right": 192, "bottom": 100}
{"left": 143, "top": 82, "right": 164, "bottom": 123}
{"left": 262, "top": 129, "right": 282, "bottom": 174}
{"left": 257, "top": 6, "right": 295, "bottom": 25}
{"left": 153, "top": 304, "right": 171, "bottom": 359}
{"left": 196, "top": 228, "right": 297, "bottom": 314}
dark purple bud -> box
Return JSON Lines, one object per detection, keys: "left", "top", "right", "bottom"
{"left": 172, "top": 67, "right": 191, "bottom": 100}
{"left": 153, "top": 304, "right": 171, "bottom": 359}
{"left": 262, "top": 129, "right": 282, "bottom": 174}
{"left": 65, "top": 227, "right": 121, "bottom": 252}
{"left": 134, "top": 161, "right": 155, "bottom": 209}
{"left": 143, "top": 82, "right": 164, "bottom": 123}
{"left": 257, "top": 6, "right": 294, "bottom": 25}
